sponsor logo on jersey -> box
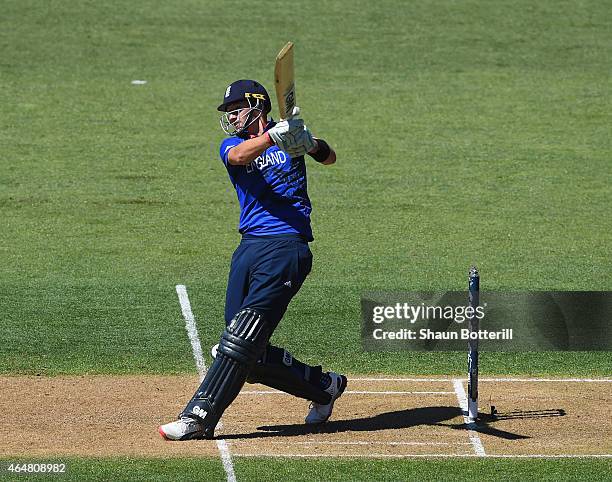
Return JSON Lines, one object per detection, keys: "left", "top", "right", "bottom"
{"left": 246, "top": 149, "right": 288, "bottom": 173}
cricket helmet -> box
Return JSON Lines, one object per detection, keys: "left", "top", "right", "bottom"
{"left": 218, "top": 79, "right": 271, "bottom": 136}
{"left": 217, "top": 79, "right": 271, "bottom": 114}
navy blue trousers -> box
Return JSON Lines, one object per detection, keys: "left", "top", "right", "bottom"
{"left": 225, "top": 234, "right": 313, "bottom": 331}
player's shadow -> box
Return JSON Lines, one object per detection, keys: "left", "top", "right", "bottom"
{"left": 486, "top": 409, "right": 566, "bottom": 420}
{"left": 221, "top": 406, "right": 460, "bottom": 440}
{"left": 221, "top": 405, "right": 542, "bottom": 440}
{"left": 446, "top": 408, "right": 566, "bottom": 440}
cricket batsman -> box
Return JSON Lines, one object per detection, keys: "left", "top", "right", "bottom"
{"left": 159, "top": 79, "right": 347, "bottom": 440}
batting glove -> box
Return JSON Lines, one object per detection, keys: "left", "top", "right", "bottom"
{"left": 267, "top": 106, "right": 309, "bottom": 150}
{"left": 267, "top": 119, "right": 304, "bottom": 150}
{"left": 285, "top": 129, "right": 316, "bottom": 158}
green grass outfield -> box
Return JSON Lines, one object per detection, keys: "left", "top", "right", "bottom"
{"left": 2, "top": 458, "right": 611, "bottom": 481}
{"left": 1, "top": 0, "right": 610, "bottom": 479}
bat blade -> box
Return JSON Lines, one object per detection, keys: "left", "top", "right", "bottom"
{"left": 274, "top": 41, "right": 295, "bottom": 119}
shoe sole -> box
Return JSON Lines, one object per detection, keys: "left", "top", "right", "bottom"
{"left": 158, "top": 425, "right": 213, "bottom": 441}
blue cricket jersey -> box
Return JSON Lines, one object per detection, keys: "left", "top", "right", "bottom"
{"left": 219, "top": 124, "right": 313, "bottom": 241}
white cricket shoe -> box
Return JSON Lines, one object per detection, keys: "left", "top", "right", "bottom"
{"left": 159, "top": 417, "right": 205, "bottom": 441}
{"left": 305, "top": 372, "right": 347, "bottom": 424}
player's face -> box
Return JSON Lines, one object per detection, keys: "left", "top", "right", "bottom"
{"left": 226, "top": 101, "right": 251, "bottom": 129}
{"left": 220, "top": 99, "right": 264, "bottom": 136}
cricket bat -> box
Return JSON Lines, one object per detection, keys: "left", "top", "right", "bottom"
{"left": 274, "top": 41, "right": 296, "bottom": 120}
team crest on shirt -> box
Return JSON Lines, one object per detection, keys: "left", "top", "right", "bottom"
{"left": 246, "top": 149, "right": 288, "bottom": 173}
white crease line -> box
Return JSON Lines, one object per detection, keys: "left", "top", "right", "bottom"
{"left": 476, "top": 454, "right": 612, "bottom": 458}
{"left": 215, "top": 439, "right": 236, "bottom": 480}
{"left": 351, "top": 377, "right": 612, "bottom": 383}
{"left": 176, "top": 284, "right": 237, "bottom": 482}
{"left": 233, "top": 453, "right": 476, "bottom": 458}
{"left": 347, "top": 390, "right": 453, "bottom": 395}
{"left": 230, "top": 441, "right": 472, "bottom": 446}
{"left": 239, "top": 390, "right": 453, "bottom": 395}
{"left": 351, "top": 377, "right": 455, "bottom": 382}
{"left": 452, "top": 379, "right": 486, "bottom": 457}
{"left": 232, "top": 453, "right": 612, "bottom": 459}
{"left": 175, "top": 284, "right": 206, "bottom": 379}
{"left": 479, "top": 378, "right": 612, "bottom": 383}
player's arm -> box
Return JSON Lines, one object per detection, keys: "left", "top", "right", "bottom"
{"left": 226, "top": 135, "right": 273, "bottom": 165}
{"left": 227, "top": 118, "right": 305, "bottom": 165}
{"left": 308, "top": 138, "right": 336, "bottom": 165}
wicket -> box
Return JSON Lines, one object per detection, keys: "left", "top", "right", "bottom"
{"left": 467, "top": 266, "right": 480, "bottom": 421}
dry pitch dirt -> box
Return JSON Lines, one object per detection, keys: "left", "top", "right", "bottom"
{"left": 1, "top": 375, "right": 610, "bottom": 458}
